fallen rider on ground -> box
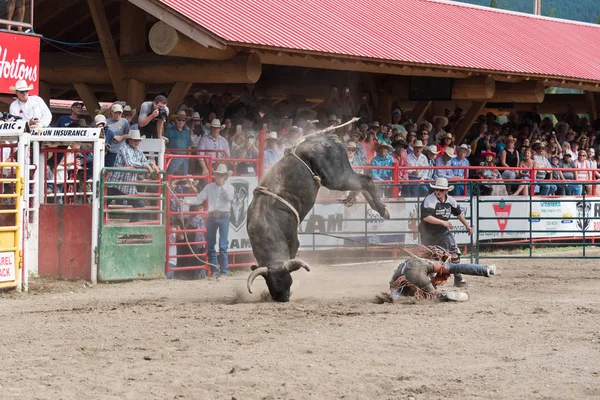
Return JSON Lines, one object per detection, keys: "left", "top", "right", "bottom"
{"left": 386, "top": 246, "right": 496, "bottom": 302}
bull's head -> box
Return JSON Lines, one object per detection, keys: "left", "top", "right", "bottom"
{"left": 246, "top": 259, "right": 311, "bottom": 302}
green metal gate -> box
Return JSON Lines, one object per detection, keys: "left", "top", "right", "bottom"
{"left": 97, "top": 167, "right": 167, "bottom": 281}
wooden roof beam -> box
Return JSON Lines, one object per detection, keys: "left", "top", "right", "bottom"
{"left": 452, "top": 77, "right": 495, "bottom": 100}
{"left": 87, "top": 0, "right": 127, "bottom": 100}
{"left": 454, "top": 101, "right": 486, "bottom": 143}
{"left": 73, "top": 83, "right": 100, "bottom": 116}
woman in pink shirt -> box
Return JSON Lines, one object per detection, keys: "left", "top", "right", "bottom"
{"left": 575, "top": 150, "right": 592, "bottom": 195}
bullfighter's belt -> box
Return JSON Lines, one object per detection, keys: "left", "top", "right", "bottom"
{"left": 209, "top": 211, "right": 230, "bottom": 218}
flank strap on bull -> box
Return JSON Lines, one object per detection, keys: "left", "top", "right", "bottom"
{"left": 254, "top": 186, "right": 301, "bottom": 226}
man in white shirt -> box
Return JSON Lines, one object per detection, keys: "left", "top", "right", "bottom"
{"left": 181, "top": 164, "right": 234, "bottom": 278}
{"left": 8, "top": 80, "right": 52, "bottom": 128}
{"left": 405, "top": 140, "right": 428, "bottom": 197}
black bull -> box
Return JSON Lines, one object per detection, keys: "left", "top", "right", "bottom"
{"left": 246, "top": 134, "right": 391, "bottom": 302}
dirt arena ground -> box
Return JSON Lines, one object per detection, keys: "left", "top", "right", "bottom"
{"left": 1, "top": 256, "right": 599, "bottom": 400}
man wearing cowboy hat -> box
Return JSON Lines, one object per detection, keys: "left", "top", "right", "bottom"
{"left": 197, "top": 118, "right": 230, "bottom": 176}
{"left": 180, "top": 163, "right": 234, "bottom": 278}
{"left": 450, "top": 144, "right": 471, "bottom": 196}
{"left": 57, "top": 101, "right": 84, "bottom": 128}
{"left": 164, "top": 110, "right": 193, "bottom": 175}
{"left": 123, "top": 105, "right": 137, "bottom": 124}
{"left": 434, "top": 147, "right": 456, "bottom": 182}
{"left": 9, "top": 79, "right": 52, "bottom": 128}
{"left": 419, "top": 177, "right": 473, "bottom": 287}
{"left": 107, "top": 130, "right": 160, "bottom": 222}
{"left": 432, "top": 115, "right": 449, "bottom": 143}
{"left": 406, "top": 140, "right": 428, "bottom": 197}
{"left": 422, "top": 145, "right": 440, "bottom": 184}
{"left": 264, "top": 131, "right": 283, "bottom": 169}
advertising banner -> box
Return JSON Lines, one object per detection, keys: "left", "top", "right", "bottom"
{"left": 0, "top": 32, "right": 40, "bottom": 95}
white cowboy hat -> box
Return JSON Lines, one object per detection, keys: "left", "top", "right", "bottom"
{"left": 213, "top": 163, "right": 233, "bottom": 176}
{"left": 191, "top": 112, "right": 202, "bottom": 121}
{"left": 111, "top": 103, "right": 123, "bottom": 113}
{"left": 457, "top": 143, "right": 472, "bottom": 156}
{"left": 413, "top": 140, "right": 424, "bottom": 148}
{"left": 346, "top": 141, "right": 357, "bottom": 149}
{"left": 9, "top": 79, "right": 34, "bottom": 92}
{"left": 122, "top": 130, "right": 145, "bottom": 140}
{"left": 425, "top": 145, "right": 440, "bottom": 155}
{"left": 417, "top": 121, "right": 433, "bottom": 132}
{"left": 371, "top": 121, "right": 380, "bottom": 128}
{"left": 328, "top": 115, "right": 338, "bottom": 122}
{"left": 434, "top": 115, "right": 449, "bottom": 127}
{"left": 123, "top": 105, "right": 137, "bottom": 117}
{"left": 265, "top": 131, "right": 278, "bottom": 140}
{"left": 444, "top": 147, "right": 456, "bottom": 158}
{"left": 210, "top": 119, "right": 223, "bottom": 128}
{"left": 430, "top": 177, "right": 454, "bottom": 191}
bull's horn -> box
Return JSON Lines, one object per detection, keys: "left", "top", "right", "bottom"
{"left": 246, "top": 267, "right": 269, "bottom": 294}
{"left": 283, "top": 259, "right": 311, "bottom": 272}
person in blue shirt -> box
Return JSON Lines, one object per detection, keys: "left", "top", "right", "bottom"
{"left": 56, "top": 102, "right": 84, "bottom": 127}
{"left": 450, "top": 144, "right": 471, "bottom": 196}
{"left": 371, "top": 142, "right": 394, "bottom": 197}
{"left": 164, "top": 110, "right": 192, "bottom": 175}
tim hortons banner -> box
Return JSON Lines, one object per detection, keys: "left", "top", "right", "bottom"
{"left": 0, "top": 32, "right": 40, "bottom": 96}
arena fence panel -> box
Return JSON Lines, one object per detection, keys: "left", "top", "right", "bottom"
{"left": 0, "top": 162, "right": 22, "bottom": 291}
{"left": 97, "top": 167, "right": 166, "bottom": 281}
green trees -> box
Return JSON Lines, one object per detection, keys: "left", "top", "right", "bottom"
{"left": 462, "top": 0, "right": 598, "bottom": 23}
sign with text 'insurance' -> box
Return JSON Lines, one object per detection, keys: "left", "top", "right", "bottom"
{"left": 0, "top": 32, "right": 40, "bottom": 96}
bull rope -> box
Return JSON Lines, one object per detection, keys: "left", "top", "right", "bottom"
{"left": 254, "top": 186, "right": 301, "bottom": 226}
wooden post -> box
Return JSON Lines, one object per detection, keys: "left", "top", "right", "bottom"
{"left": 454, "top": 101, "right": 486, "bottom": 143}
{"left": 409, "top": 101, "right": 432, "bottom": 123}
{"left": 73, "top": 83, "right": 100, "bottom": 117}
{"left": 38, "top": 81, "right": 51, "bottom": 104}
{"left": 120, "top": 1, "right": 147, "bottom": 113}
{"left": 167, "top": 82, "right": 193, "bottom": 111}
{"left": 585, "top": 91, "right": 598, "bottom": 121}
{"left": 87, "top": 0, "right": 127, "bottom": 100}
{"left": 149, "top": 21, "right": 237, "bottom": 60}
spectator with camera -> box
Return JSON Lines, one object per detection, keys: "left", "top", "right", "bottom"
{"left": 138, "top": 95, "right": 169, "bottom": 139}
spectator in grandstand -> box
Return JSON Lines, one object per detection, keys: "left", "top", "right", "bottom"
{"left": 422, "top": 145, "right": 440, "bottom": 185}
{"left": 469, "top": 123, "right": 490, "bottom": 163}
{"left": 362, "top": 130, "right": 377, "bottom": 163}
{"left": 56, "top": 101, "right": 84, "bottom": 127}
{"left": 533, "top": 144, "right": 557, "bottom": 195}
{"left": 436, "top": 132, "right": 454, "bottom": 155}
{"left": 406, "top": 140, "right": 428, "bottom": 197}
{"left": 451, "top": 144, "right": 471, "bottom": 196}
{"left": 558, "top": 153, "right": 580, "bottom": 195}
{"left": 371, "top": 142, "right": 394, "bottom": 197}
{"left": 390, "top": 109, "right": 404, "bottom": 134}
{"left": 403, "top": 131, "right": 416, "bottom": 154}
{"left": 418, "top": 128, "right": 430, "bottom": 150}
{"left": 476, "top": 150, "right": 507, "bottom": 196}
{"left": 418, "top": 177, "right": 472, "bottom": 287}
{"left": 197, "top": 119, "right": 230, "bottom": 176}
{"left": 390, "top": 140, "right": 408, "bottom": 185}
{"left": 9, "top": 80, "right": 52, "bottom": 128}
{"left": 346, "top": 141, "right": 363, "bottom": 173}
{"left": 550, "top": 155, "right": 569, "bottom": 196}
{"left": 189, "top": 112, "right": 203, "bottom": 138}
{"left": 512, "top": 147, "right": 535, "bottom": 196}
{"left": 123, "top": 105, "right": 136, "bottom": 125}
{"left": 138, "top": 95, "right": 169, "bottom": 139}
{"left": 104, "top": 103, "right": 130, "bottom": 166}
{"left": 180, "top": 163, "right": 234, "bottom": 278}
{"left": 434, "top": 147, "right": 455, "bottom": 182}
{"left": 376, "top": 125, "right": 393, "bottom": 146}
{"left": 431, "top": 116, "right": 448, "bottom": 143}
{"left": 236, "top": 130, "right": 259, "bottom": 175}
{"left": 575, "top": 149, "right": 592, "bottom": 195}
{"left": 263, "top": 131, "right": 283, "bottom": 169}
{"left": 164, "top": 110, "right": 193, "bottom": 175}
{"left": 350, "top": 130, "right": 367, "bottom": 166}
{"left": 106, "top": 130, "right": 160, "bottom": 222}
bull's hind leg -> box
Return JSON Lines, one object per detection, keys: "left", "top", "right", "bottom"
{"left": 326, "top": 172, "right": 390, "bottom": 219}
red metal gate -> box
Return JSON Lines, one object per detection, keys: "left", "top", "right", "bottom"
{"left": 37, "top": 147, "right": 94, "bottom": 279}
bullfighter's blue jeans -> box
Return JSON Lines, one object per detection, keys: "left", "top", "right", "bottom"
{"left": 207, "top": 215, "right": 230, "bottom": 276}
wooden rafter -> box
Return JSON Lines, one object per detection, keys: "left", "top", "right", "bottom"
{"left": 454, "top": 102, "right": 486, "bottom": 143}
{"left": 73, "top": 83, "right": 100, "bottom": 116}
{"left": 167, "top": 82, "right": 193, "bottom": 111}
{"left": 87, "top": 0, "right": 127, "bottom": 100}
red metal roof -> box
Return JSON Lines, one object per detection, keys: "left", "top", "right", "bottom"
{"left": 158, "top": 0, "right": 600, "bottom": 83}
